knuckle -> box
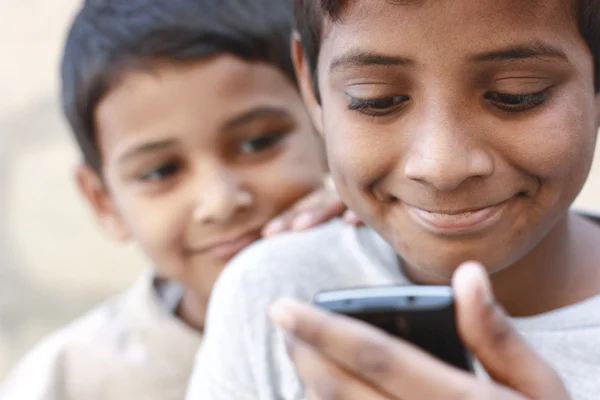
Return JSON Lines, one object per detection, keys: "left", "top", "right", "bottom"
{"left": 276, "top": 212, "right": 293, "bottom": 222}
{"left": 353, "top": 340, "right": 395, "bottom": 378}
{"left": 296, "top": 319, "right": 329, "bottom": 350}
{"left": 304, "top": 191, "right": 322, "bottom": 204}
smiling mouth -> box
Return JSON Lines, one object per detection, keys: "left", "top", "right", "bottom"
{"left": 189, "top": 230, "right": 262, "bottom": 260}
{"left": 405, "top": 199, "right": 511, "bottom": 235}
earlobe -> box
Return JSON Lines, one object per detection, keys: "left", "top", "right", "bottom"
{"left": 74, "top": 163, "right": 131, "bottom": 242}
{"left": 291, "top": 33, "right": 324, "bottom": 136}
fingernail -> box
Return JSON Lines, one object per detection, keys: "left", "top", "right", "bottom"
{"left": 455, "top": 261, "right": 494, "bottom": 306}
{"left": 269, "top": 301, "right": 296, "bottom": 332}
{"left": 263, "top": 219, "right": 285, "bottom": 236}
{"left": 292, "top": 213, "right": 314, "bottom": 230}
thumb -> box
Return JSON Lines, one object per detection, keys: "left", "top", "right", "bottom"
{"left": 452, "top": 262, "right": 569, "bottom": 399}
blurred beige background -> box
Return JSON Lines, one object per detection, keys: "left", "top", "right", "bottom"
{"left": 0, "top": 0, "right": 146, "bottom": 379}
{"left": 1, "top": 0, "right": 600, "bottom": 382}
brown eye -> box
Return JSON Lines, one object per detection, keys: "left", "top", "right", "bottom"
{"left": 239, "top": 132, "right": 285, "bottom": 154}
{"left": 139, "top": 163, "right": 180, "bottom": 182}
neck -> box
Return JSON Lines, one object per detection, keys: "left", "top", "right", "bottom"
{"left": 492, "top": 212, "right": 600, "bottom": 317}
{"left": 176, "top": 289, "right": 208, "bottom": 332}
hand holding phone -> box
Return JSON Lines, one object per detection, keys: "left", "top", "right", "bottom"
{"left": 313, "top": 285, "right": 474, "bottom": 372}
{"left": 271, "top": 263, "right": 568, "bottom": 400}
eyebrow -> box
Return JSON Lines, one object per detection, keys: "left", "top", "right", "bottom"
{"left": 329, "top": 50, "right": 415, "bottom": 73}
{"left": 117, "top": 139, "right": 178, "bottom": 165}
{"left": 222, "top": 106, "right": 292, "bottom": 131}
{"left": 329, "top": 40, "right": 569, "bottom": 74}
{"left": 469, "top": 40, "right": 569, "bottom": 63}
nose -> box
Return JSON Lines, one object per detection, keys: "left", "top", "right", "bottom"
{"left": 403, "top": 108, "right": 494, "bottom": 191}
{"left": 193, "top": 166, "right": 253, "bottom": 224}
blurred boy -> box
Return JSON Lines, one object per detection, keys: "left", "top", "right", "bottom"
{"left": 0, "top": 0, "right": 357, "bottom": 398}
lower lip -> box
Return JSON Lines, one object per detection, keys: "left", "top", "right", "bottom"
{"left": 406, "top": 202, "right": 508, "bottom": 236}
{"left": 201, "top": 232, "right": 261, "bottom": 260}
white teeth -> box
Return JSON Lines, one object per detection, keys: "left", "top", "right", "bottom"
{"left": 425, "top": 210, "right": 481, "bottom": 219}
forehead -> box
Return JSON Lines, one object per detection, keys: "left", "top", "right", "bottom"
{"left": 328, "top": 0, "right": 573, "bottom": 24}
{"left": 94, "top": 55, "right": 302, "bottom": 154}
{"left": 320, "top": 0, "right": 582, "bottom": 67}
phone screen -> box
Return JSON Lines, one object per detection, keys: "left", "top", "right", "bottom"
{"left": 344, "top": 308, "right": 473, "bottom": 371}
{"left": 314, "top": 286, "right": 474, "bottom": 372}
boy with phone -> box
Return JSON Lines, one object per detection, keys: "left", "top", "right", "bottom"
{"left": 186, "top": 1, "right": 600, "bottom": 399}
{"left": 0, "top": 0, "right": 359, "bottom": 398}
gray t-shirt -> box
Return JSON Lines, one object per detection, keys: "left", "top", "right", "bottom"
{"left": 186, "top": 219, "right": 600, "bottom": 400}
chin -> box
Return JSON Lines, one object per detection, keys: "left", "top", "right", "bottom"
{"left": 394, "top": 235, "right": 525, "bottom": 284}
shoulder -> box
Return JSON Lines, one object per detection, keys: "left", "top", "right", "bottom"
{"left": 216, "top": 219, "right": 400, "bottom": 303}
{"left": 204, "top": 221, "right": 356, "bottom": 336}
{"left": 210, "top": 219, "right": 402, "bottom": 318}
{"left": 203, "top": 219, "right": 399, "bottom": 344}
{"left": 190, "top": 223, "right": 357, "bottom": 399}
{"left": 191, "top": 221, "right": 400, "bottom": 399}
{"left": 206, "top": 219, "right": 360, "bottom": 336}
{"left": 238, "top": 218, "right": 354, "bottom": 263}
{"left": 219, "top": 220, "right": 369, "bottom": 296}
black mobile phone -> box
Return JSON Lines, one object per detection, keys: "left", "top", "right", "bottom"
{"left": 313, "top": 285, "right": 474, "bottom": 372}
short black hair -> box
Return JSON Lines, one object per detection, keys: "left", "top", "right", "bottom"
{"left": 61, "top": 0, "right": 296, "bottom": 172}
{"left": 294, "top": 0, "right": 600, "bottom": 98}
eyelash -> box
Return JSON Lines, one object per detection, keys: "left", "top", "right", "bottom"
{"left": 133, "top": 132, "right": 286, "bottom": 183}
{"left": 139, "top": 162, "right": 180, "bottom": 182}
{"left": 484, "top": 89, "right": 550, "bottom": 112}
{"left": 347, "top": 95, "right": 409, "bottom": 117}
{"left": 239, "top": 132, "right": 286, "bottom": 154}
{"left": 346, "top": 88, "right": 551, "bottom": 117}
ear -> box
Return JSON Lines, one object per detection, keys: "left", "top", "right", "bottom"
{"left": 74, "top": 163, "right": 131, "bottom": 242}
{"left": 292, "top": 32, "right": 324, "bottom": 136}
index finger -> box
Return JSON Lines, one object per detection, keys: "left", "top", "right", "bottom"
{"left": 269, "top": 299, "right": 475, "bottom": 400}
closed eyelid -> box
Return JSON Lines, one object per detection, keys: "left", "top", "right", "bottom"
{"left": 484, "top": 89, "right": 550, "bottom": 113}
{"left": 347, "top": 94, "right": 409, "bottom": 105}
{"left": 346, "top": 94, "right": 410, "bottom": 118}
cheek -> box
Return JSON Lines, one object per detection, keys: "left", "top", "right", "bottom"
{"left": 114, "top": 189, "right": 188, "bottom": 263}
{"left": 250, "top": 135, "right": 325, "bottom": 213}
{"left": 323, "top": 112, "right": 400, "bottom": 206}
{"left": 503, "top": 95, "right": 597, "bottom": 199}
